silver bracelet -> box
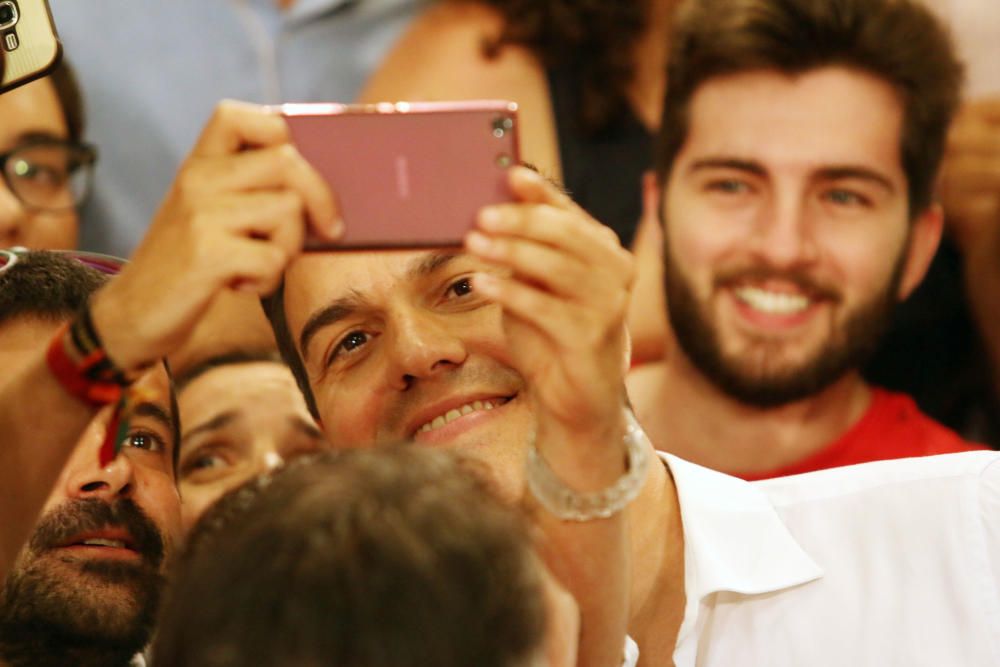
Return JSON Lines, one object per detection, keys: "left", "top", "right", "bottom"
{"left": 526, "top": 409, "right": 650, "bottom": 521}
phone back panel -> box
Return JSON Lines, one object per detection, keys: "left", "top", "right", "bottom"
{"left": 283, "top": 101, "right": 520, "bottom": 249}
{"left": 0, "top": 0, "right": 60, "bottom": 92}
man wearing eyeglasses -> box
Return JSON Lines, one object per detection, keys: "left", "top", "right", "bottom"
{"left": 0, "top": 58, "right": 95, "bottom": 250}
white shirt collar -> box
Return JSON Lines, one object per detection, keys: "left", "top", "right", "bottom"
{"left": 663, "top": 452, "right": 823, "bottom": 597}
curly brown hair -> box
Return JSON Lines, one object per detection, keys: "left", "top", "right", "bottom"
{"left": 456, "top": 0, "right": 650, "bottom": 135}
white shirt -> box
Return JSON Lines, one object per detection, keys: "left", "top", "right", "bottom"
{"left": 664, "top": 451, "right": 1000, "bottom": 666}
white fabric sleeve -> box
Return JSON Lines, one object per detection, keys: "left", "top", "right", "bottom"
{"left": 621, "top": 635, "right": 640, "bottom": 667}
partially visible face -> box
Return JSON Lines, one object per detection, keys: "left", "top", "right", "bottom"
{"left": 661, "top": 67, "right": 940, "bottom": 406}
{"left": 0, "top": 76, "right": 78, "bottom": 249}
{"left": 177, "top": 361, "right": 327, "bottom": 532}
{"left": 283, "top": 250, "right": 534, "bottom": 496}
{"left": 0, "top": 317, "right": 181, "bottom": 656}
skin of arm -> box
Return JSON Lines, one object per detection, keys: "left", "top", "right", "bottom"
{"left": 359, "top": 2, "right": 563, "bottom": 186}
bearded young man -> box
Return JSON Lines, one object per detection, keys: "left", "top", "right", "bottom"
{"left": 625, "top": 0, "right": 988, "bottom": 479}
{"left": 0, "top": 251, "right": 181, "bottom": 667}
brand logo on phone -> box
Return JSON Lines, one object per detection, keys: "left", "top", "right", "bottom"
{"left": 394, "top": 155, "right": 410, "bottom": 200}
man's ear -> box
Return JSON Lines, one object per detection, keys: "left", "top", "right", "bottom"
{"left": 897, "top": 203, "right": 944, "bottom": 300}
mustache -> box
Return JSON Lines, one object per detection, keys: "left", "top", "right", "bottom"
{"left": 713, "top": 266, "right": 841, "bottom": 302}
{"left": 28, "top": 497, "right": 165, "bottom": 569}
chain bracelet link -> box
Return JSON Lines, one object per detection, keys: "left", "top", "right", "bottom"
{"left": 526, "top": 409, "right": 650, "bottom": 521}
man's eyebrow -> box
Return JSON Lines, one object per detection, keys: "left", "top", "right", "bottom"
{"left": 299, "top": 292, "right": 366, "bottom": 361}
{"left": 181, "top": 410, "right": 238, "bottom": 444}
{"left": 131, "top": 401, "right": 174, "bottom": 434}
{"left": 13, "top": 130, "right": 67, "bottom": 146}
{"left": 687, "top": 157, "right": 767, "bottom": 176}
{"left": 815, "top": 166, "right": 896, "bottom": 194}
{"left": 405, "top": 250, "right": 461, "bottom": 281}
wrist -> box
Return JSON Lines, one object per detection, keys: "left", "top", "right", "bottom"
{"left": 526, "top": 408, "right": 650, "bottom": 522}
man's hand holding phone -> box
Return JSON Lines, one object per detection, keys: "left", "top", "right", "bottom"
{"left": 91, "top": 101, "right": 342, "bottom": 373}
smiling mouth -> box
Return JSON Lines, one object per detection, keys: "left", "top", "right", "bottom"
{"left": 733, "top": 285, "right": 813, "bottom": 315}
{"left": 415, "top": 396, "right": 514, "bottom": 436}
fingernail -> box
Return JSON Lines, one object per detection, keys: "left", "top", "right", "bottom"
{"left": 465, "top": 231, "right": 494, "bottom": 256}
{"left": 479, "top": 208, "right": 503, "bottom": 231}
{"left": 328, "top": 216, "right": 344, "bottom": 237}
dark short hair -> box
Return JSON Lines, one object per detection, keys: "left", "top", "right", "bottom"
{"left": 0, "top": 250, "right": 107, "bottom": 325}
{"left": 656, "top": 0, "right": 964, "bottom": 216}
{"left": 48, "top": 57, "right": 85, "bottom": 143}
{"left": 153, "top": 447, "right": 547, "bottom": 667}
{"left": 260, "top": 280, "right": 321, "bottom": 420}
{"left": 0, "top": 251, "right": 180, "bottom": 472}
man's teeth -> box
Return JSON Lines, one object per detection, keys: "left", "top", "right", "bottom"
{"left": 734, "top": 286, "right": 810, "bottom": 315}
{"left": 417, "top": 399, "right": 502, "bottom": 434}
{"left": 80, "top": 538, "right": 127, "bottom": 548}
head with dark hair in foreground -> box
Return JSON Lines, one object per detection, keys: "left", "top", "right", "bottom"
{"left": 153, "top": 447, "right": 548, "bottom": 667}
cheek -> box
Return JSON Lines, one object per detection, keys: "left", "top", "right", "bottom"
{"left": 814, "top": 219, "right": 908, "bottom": 290}
{"left": 315, "top": 383, "right": 384, "bottom": 447}
{"left": 136, "top": 474, "right": 183, "bottom": 545}
{"left": 21, "top": 210, "right": 78, "bottom": 250}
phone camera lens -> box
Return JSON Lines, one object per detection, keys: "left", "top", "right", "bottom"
{"left": 491, "top": 115, "right": 514, "bottom": 138}
{"left": 0, "top": 1, "right": 18, "bottom": 30}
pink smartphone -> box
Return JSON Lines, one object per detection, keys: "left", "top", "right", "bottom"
{"left": 281, "top": 100, "right": 520, "bottom": 250}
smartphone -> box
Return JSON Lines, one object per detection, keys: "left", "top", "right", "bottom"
{"left": 0, "top": 0, "right": 61, "bottom": 94}
{"left": 282, "top": 100, "right": 520, "bottom": 250}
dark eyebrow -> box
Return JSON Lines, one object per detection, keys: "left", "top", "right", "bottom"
{"left": 299, "top": 292, "right": 366, "bottom": 362}
{"left": 687, "top": 157, "right": 766, "bottom": 176}
{"left": 815, "top": 166, "right": 895, "bottom": 194}
{"left": 406, "top": 250, "right": 461, "bottom": 281}
{"left": 181, "top": 410, "right": 238, "bottom": 444}
{"left": 298, "top": 251, "right": 462, "bottom": 360}
{"left": 131, "top": 401, "right": 175, "bottom": 434}
{"left": 12, "top": 131, "right": 67, "bottom": 146}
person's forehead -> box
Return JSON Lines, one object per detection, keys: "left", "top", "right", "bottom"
{"left": 179, "top": 362, "right": 307, "bottom": 424}
{"left": 0, "top": 76, "right": 67, "bottom": 148}
{"left": 284, "top": 249, "right": 454, "bottom": 334}
{"left": 681, "top": 66, "right": 905, "bottom": 179}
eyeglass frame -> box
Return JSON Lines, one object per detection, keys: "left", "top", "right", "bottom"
{"left": 0, "top": 138, "right": 98, "bottom": 213}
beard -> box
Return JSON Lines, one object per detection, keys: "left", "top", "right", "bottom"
{"left": 664, "top": 246, "right": 905, "bottom": 409}
{"left": 0, "top": 497, "right": 166, "bottom": 667}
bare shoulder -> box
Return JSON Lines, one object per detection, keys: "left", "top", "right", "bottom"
{"left": 361, "top": 2, "right": 542, "bottom": 100}
{"left": 359, "top": 1, "right": 562, "bottom": 178}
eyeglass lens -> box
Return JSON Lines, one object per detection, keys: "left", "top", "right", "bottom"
{"left": 5, "top": 144, "right": 92, "bottom": 211}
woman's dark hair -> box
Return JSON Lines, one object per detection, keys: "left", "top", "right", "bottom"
{"left": 462, "top": 0, "right": 650, "bottom": 135}
{"left": 49, "top": 58, "right": 85, "bottom": 143}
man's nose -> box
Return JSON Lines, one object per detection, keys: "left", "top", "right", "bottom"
{"left": 748, "top": 194, "right": 819, "bottom": 269}
{"left": 65, "top": 453, "right": 137, "bottom": 502}
{"left": 386, "top": 307, "right": 468, "bottom": 390}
